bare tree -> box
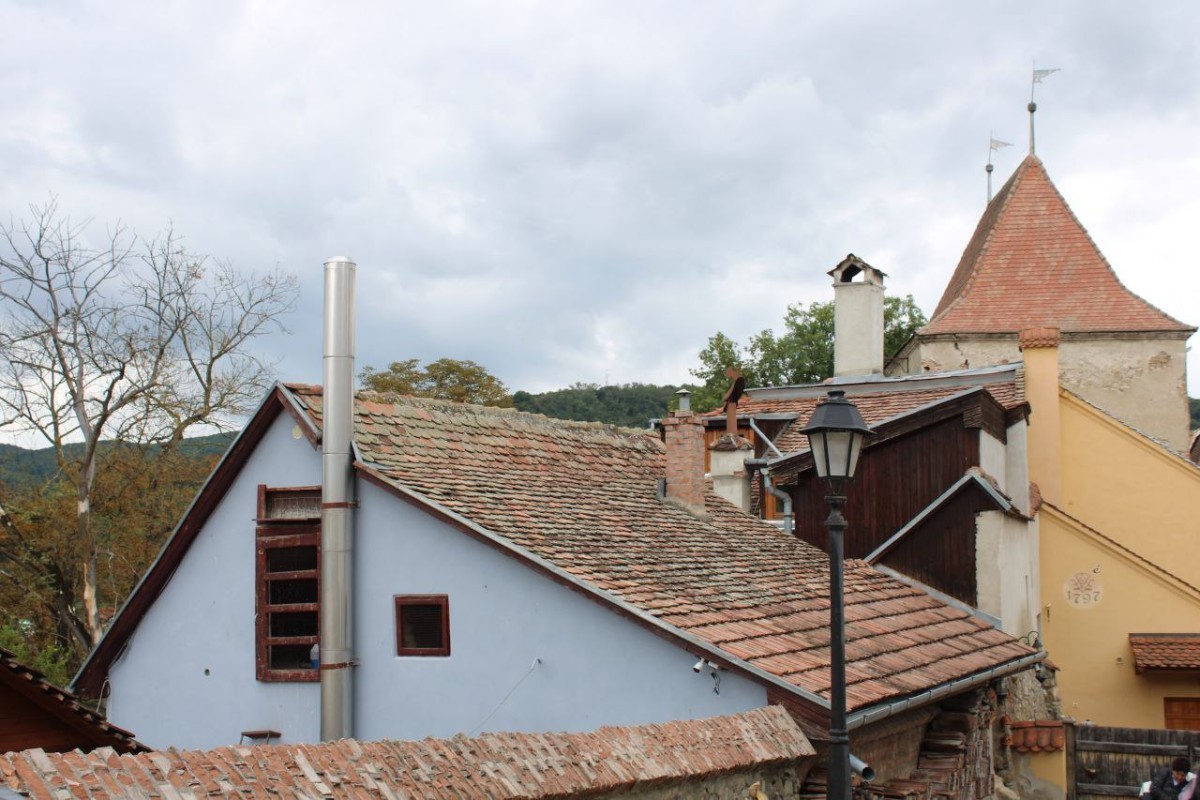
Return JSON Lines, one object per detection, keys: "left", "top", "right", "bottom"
{"left": 0, "top": 199, "right": 297, "bottom": 648}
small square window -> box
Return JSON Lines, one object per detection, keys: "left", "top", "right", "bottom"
{"left": 395, "top": 595, "right": 450, "bottom": 656}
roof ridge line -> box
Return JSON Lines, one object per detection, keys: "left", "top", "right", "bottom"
{"left": 351, "top": 388, "right": 661, "bottom": 440}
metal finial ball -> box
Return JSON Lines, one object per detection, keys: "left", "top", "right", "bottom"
{"left": 1028, "top": 102, "right": 1037, "bottom": 113}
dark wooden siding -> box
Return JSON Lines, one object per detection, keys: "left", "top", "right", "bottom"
{"left": 0, "top": 686, "right": 107, "bottom": 753}
{"left": 790, "top": 414, "right": 979, "bottom": 559}
{"left": 877, "top": 482, "right": 999, "bottom": 606}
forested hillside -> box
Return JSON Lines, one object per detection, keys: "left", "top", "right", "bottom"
{"left": 512, "top": 383, "right": 680, "bottom": 428}
{"left": 0, "top": 434, "right": 235, "bottom": 489}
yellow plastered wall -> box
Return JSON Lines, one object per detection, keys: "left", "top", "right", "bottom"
{"left": 1021, "top": 749, "right": 1068, "bottom": 800}
{"left": 1022, "top": 336, "right": 1200, "bottom": 728}
{"left": 1057, "top": 394, "right": 1200, "bottom": 587}
{"left": 1040, "top": 505, "right": 1200, "bottom": 727}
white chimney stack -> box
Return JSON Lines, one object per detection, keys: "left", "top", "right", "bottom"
{"left": 830, "top": 254, "right": 886, "bottom": 377}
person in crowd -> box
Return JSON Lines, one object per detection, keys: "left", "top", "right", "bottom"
{"left": 1144, "top": 757, "right": 1193, "bottom": 800}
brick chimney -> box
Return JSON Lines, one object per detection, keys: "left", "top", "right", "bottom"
{"left": 830, "top": 254, "right": 886, "bottom": 377}
{"left": 662, "top": 390, "right": 707, "bottom": 511}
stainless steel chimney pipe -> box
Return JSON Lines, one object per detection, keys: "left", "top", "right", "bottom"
{"left": 320, "top": 256, "right": 356, "bottom": 741}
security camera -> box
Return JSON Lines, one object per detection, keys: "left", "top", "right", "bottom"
{"left": 692, "top": 658, "right": 706, "bottom": 673}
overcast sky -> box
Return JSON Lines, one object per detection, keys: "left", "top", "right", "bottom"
{"left": 2, "top": 1, "right": 1197, "bottom": 412}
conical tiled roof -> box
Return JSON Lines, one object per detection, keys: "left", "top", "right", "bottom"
{"left": 923, "top": 155, "right": 1194, "bottom": 335}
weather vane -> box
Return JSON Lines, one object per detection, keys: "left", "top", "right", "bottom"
{"left": 987, "top": 133, "right": 1013, "bottom": 204}
{"left": 1029, "top": 63, "right": 1060, "bottom": 155}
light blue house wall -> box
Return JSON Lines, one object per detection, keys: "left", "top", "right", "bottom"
{"left": 106, "top": 412, "right": 767, "bottom": 750}
{"left": 107, "top": 414, "right": 323, "bottom": 749}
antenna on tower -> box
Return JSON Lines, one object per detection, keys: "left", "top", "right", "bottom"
{"left": 987, "top": 133, "right": 1013, "bottom": 204}
{"left": 1029, "top": 62, "right": 1060, "bottom": 155}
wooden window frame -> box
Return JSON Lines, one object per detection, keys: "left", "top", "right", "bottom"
{"left": 394, "top": 595, "right": 451, "bottom": 657}
{"left": 256, "top": 485, "right": 321, "bottom": 682}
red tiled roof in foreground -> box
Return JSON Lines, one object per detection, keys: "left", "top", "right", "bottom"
{"left": 1129, "top": 633, "right": 1200, "bottom": 672}
{"left": 286, "top": 387, "right": 1034, "bottom": 715}
{"left": 924, "top": 155, "right": 1194, "bottom": 336}
{"left": 1, "top": 707, "right": 814, "bottom": 800}
{"left": 0, "top": 647, "right": 143, "bottom": 755}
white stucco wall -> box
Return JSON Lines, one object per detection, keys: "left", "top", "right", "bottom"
{"left": 974, "top": 511, "right": 1038, "bottom": 639}
{"left": 979, "top": 431, "right": 1007, "bottom": 495}
{"left": 974, "top": 425, "right": 1039, "bottom": 639}
{"left": 105, "top": 412, "right": 768, "bottom": 750}
{"left": 901, "top": 335, "right": 1191, "bottom": 452}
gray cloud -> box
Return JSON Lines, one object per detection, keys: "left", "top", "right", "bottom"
{"left": 0, "top": 0, "right": 1195, "bottom": 407}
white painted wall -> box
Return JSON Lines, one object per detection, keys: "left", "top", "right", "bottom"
{"left": 974, "top": 425, "right": 1040, "bottom": 639}
{"left": 979, "top": 431, "right": 1007, "bottom": 495}
{"left": 105, "top": 412, "right": 768, "bottom": 750}
{"left": 904, "top": 336, "right": 1191, "bottom": 452}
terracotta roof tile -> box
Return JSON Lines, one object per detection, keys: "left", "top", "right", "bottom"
{"left": 1129, "top": 633, "right": 1200, "bottom": 672}
{"left": 1004, "top": 720, "right": 1065, "bottom": 753}
{"left": 925, "top": 155, "right": 1194, "bottom": 335}
{"left": 1, "top": 708, "right": 814, "bottom": 799}
{"left": 286, "top": 387, "right": 1036, "bottom": 712}
{"left": 708, "top": 371, "right": 1024, "bottom": 457}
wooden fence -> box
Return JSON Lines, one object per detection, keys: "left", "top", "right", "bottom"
{"left": 1068, "top": 724, "right": 1200, "bottom": 799}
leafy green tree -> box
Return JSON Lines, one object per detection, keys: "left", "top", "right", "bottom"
{"left": 1, "top": 443, "right": 219, "bottom": 672}
{"left": 689, "top": 296, "right": 926, "bottom": 412}
{"left": 0, "top": 620, "right": 72, "bottom": 687}
{"left": 360, "top": 358, "right": 513, "bottom": 407}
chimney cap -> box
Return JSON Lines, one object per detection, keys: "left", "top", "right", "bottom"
{"left": 829, "top": 253, "right": 887, "bottom": 285}
{"left": 674, "top": 388, "right": 692, "bottom": 412}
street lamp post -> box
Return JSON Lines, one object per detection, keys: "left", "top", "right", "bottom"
{"left": 802, "top": 389, "right": 872, "bottom": 800}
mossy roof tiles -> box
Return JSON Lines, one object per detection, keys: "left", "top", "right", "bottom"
{"left": 286, "top": 386, "right": 1033, "bottom": 713}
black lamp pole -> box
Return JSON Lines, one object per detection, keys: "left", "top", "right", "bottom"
{"left": 802, "top": 390, "right": 872, "bottom": 800}
{"left": 826, "top": 491, "right": 850, "bottom": 800}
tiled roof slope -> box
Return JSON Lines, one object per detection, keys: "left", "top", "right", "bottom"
{"left": 0, "top": 707, "right": 814, "bottom": 799}
{"left": 706, "top": 367, "right": 1024, "bottom": 456}
{"left": 1129, "top": 633, "right": 1200, "bottom": 672}
{"left": 288, "top": 386, "right": 1033, "bottom": 714}
{"left": 0, "top": 647, "right": 144, "bottom": 754}
{"left": 924, "top": 155, "right": 1194, "bottom": 335}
